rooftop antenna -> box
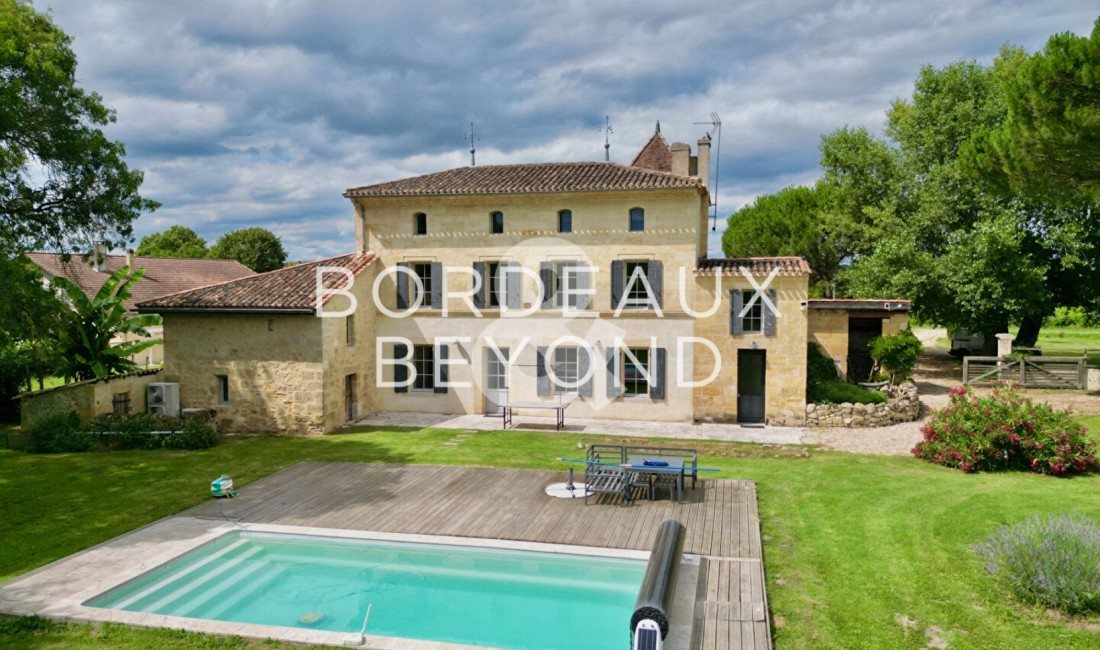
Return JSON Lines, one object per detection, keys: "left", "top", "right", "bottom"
{"left": 693, "top": 112, "right": 722, "bottom": 231}
{"left": 464, "top": 122, "right": 480, "bottom": 167}
{"left": 600, "top": 115, "right": 613, "bottom": 161}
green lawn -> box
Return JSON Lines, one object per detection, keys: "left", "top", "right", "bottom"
{"left": 934, "top": 327, "right": 1100, "bottom": 366}
{"left": 2, "top": 427, "right": 1100, "bottom": 649}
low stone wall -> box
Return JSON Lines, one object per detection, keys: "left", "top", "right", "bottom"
{"left": 805, "top": 381, "right": 920, "bottom": 427}
{"left": 19, "top": 369, "right": 164, "bottom": 428}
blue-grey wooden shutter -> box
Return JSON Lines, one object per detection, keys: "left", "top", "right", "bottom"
{"left": 472, "top": 262, "right": 485, "bottom": 309}
{"left": 578, "top": 347, "right": 593, "bottom": 397}
{"left": 606, "top": 347, "right": 622, "bottom": 398}
{"left": 394, "top": 343, "right": 408, "bottom": 392}
{"left": 764, "top": 288, "right": 777, "bottom": 337}
{"left": 650, "top": 348, "right": 666, "bottom": 400}
{"left": 540, "top": 262, "right": 554, "bottom": 309}
{"left": 506, "top": 261, "right": 522, "bottom": 309}
{"left": 647, "top": 260, "right": 663, "bottom": 309}
{"left": 396, "top": 262, "right": 410, "bottom": 309}
{"left": 434, "top": 344, "right": 448, "bottom": 393}
{"left": 610, "top": 260, "right": 624, "bottom": 309}
{"left": 430, "top": 262, "right": 443, "bottom": 309}
{"left": 536, "top": 346, "right": 550, "bottom": 396}
{"left": 730, "top": 289, "right": 743, "bottom": 335}
{"left": 576, "top": 264, "right": 591, "bottom": 310}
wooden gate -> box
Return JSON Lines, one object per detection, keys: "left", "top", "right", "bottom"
{"left": 962, "top": 356, "right": 1086, "bottom": 389}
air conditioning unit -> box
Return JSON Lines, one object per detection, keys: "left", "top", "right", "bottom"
{"left": 147, "top": 383, "right": 180, "bottom": 418}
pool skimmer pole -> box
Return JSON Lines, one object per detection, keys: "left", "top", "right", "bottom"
{"left": 344, "top": 603, "right": 372, "bottom": 647}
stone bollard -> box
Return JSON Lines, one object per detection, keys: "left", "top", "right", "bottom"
{"left": 1088, "top": 368, "right": 1100, "bottom": 394}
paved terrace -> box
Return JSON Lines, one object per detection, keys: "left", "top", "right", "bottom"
{"left": 354, "top": 411, "right": 804, "bottom": 445}
{"left": 186, "top": 462, "right": 772, "bottom": 650}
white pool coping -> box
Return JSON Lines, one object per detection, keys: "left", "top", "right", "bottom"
{"left": 0, "top": 516, "right": 699, "bottom": 649}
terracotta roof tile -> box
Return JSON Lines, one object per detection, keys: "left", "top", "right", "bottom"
{"left": 25, "top": 253, "right": 255, "bottom": 311}
{"left": 344, "top": 162, "right": 698, "bottom": 198}
{"left": 630, "top": 131, "right": 673, "bottom": 172}
{"left": 136, "top": 252, "right": 377, "bottom": 312}
{"left": 695, "top": 256, "right": 811, "bottom": 277}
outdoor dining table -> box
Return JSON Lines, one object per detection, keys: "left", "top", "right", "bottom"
{"left": 625, "top": 455, "right": 687, "bottom": 502}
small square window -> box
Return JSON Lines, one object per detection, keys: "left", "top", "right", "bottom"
{"left": 629, "top": 207, "right": 644, "bottom": 232}
{"left": 558, "top": 210, "right": 572, "bottom": 233}
{"left": 412, "top": 345, "right": 435, "bottom": 391}
{"left": 491, "top": 211, "right": 504, "bottom": 234}
{"left": 216, "top": 375, "right": 229, "bottom": 403}
{"left": 414, "top": 213, "right": 427, "bottom": 235}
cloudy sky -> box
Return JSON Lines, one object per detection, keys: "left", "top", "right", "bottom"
{"left": 41, "top": 0, "right": 1098, "bottom": 259}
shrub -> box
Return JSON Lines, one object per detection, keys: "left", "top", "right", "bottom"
{"left": 869, "top": 328, "right": 923, "bottom": 383}
{"left": 1046, "top": 306, "right": 1094, "bottom": 328}
{"left": 25, "top": 412, "right": 92, "bottom": 453}
{"left": 974, "top": 513, "right": 1100, "bottom": 614}
{"left": 26, "top": 413, "right": 221, "bottom": 453}
{"left": 807, "top": 343, "right": 839, "bottom": 386}
{"left": 810, "top": 379, "right": 888, "bottom": 405}
{"left": 164, "top": 418, "right": 221, "bottom": 450}
{"left": 912, "top": 384, "right": 1099, "bottom": 475}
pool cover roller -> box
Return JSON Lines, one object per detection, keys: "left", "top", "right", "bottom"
{"left": 630, "top": 518, "right": 686, "bottom": 640}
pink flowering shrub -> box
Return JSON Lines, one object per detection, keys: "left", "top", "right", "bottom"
{"left": 912, "top": 384, "right": 1098, "bottom": 475}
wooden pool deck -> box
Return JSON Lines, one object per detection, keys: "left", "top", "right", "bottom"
{"left": 185, "top": 462, "right": 772, "bottom": 650}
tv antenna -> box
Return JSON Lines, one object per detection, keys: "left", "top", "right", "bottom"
{"left": 600, "top": 115, "right": 613, "bottom": 161}
{"left": 465, "top": 122, "right": 480, "bottom": 167}
{"left": 693, "top": 112, "right": 722, "bottom": 231}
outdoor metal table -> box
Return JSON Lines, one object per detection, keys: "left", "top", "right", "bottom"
{"left": 625, "top": 455, "right": 687, "bottom": 502}
{"left": 501, "top": 401, "right": 570, "bottom": 430}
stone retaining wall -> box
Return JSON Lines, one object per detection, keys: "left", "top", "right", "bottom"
{"left": 805, "top": 381, "right": 920, "bottom": 427}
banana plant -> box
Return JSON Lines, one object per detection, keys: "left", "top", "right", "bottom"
{"left": 52, "top": 266, "right": 163, "bottom": 380}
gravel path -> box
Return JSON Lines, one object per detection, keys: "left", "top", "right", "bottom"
{"left": 803, "top": 331, "right": 1099, "bottom": 456}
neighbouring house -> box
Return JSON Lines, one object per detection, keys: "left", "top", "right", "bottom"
{"left": 138, "top": 125, "right": 910, "bottom": 434}
{"left": 27, "top": 250, "right": 255, "bottom": 367}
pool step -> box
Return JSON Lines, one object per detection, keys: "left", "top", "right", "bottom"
{"left": 173, "top": 555, "right": 270, "bottom": 618}
{"left": 136, "top": 545, "right": 265, "bottom": 613}
{"left": 113, "top": 539, "right": 260, "bottom": 611}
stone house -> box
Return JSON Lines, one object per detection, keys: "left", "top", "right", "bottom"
{"left": 27, "top": 250, "right": 254, "bottom": 366}
{"left": 138, "top": 127, "right": 909, "bottom": 433}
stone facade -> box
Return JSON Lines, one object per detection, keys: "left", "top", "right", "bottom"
{"left": 804, "top": 381, "right": 921, "bottom": 427}
{"left": 20, "top": 370, "right": 164, "bottom": 428}
{"left": 160, "top": 313, "right": 327, "bottom": 435}
{"left": 356, "top": 187, "right": 708, "bottom": 423}
{"left": 691, "top": 274, "right": 809, "bottom": 425}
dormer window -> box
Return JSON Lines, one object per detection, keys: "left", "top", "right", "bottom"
{"left": 414, "top": 212, "right": 427, "bottom": 236}
{"left": 629, "top": 207, "right": 644, "bottom": 232}
{"left": 491, "top": 211, "right": 504, "bottom": 234}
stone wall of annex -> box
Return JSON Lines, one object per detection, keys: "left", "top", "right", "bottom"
{"left": 161, "top": 313, "right": 326, "bottom": 435}
{"left": 692, "top": 273, "right": 810, "bottom": 425}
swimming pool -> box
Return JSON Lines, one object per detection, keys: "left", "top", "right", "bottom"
{"left": 85, "top": 531, "right": 646, "bottom": 650}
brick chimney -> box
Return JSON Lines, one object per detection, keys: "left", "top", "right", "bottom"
{"left": 696, "top": 135, "right": 711, "bottom": 189}
{"left": 125, "top": 249, "right": 134, "bottom": 269}
{"left": 670, "top": 142, "right": 691, "bottom": 177}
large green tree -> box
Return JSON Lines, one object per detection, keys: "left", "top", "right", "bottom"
{"left": 52, "top": 266, "right": 161, "bottom": 380}
{"left": 722, "top": 185, "right": 846, "bottom": 296}
{"left": 136, "top": 225, "right": 208, "bottom": 258}
{"left": 837, "top": 54, "right": 1100, "bottom": 349}
{"left": 965, "top": 20, "right": 1100, "bottom": 204}
{"left": 208, "top": 227, "right": 287, "bottom": 272}
{"left": 0, "top": 0, "right": 157, "bottom": 256}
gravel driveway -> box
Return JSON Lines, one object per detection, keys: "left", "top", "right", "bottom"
{"left": 802, "top": 330, "right": 1099, "bottom": 456}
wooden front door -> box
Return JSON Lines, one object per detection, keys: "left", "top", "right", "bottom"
{"left": 737, "top": 350, "right": 766, "bottom": 424}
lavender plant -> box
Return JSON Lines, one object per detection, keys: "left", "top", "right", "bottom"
{"left": 974, "top": 513, "right": 1100, "bottom": 614}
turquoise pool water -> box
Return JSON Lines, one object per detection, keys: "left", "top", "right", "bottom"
{"left": 85, "top": 531, "right": 645, "bottom": 650}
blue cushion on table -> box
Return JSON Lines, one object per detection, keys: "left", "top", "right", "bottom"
{"left": 642, "top": 460, "right": 669, "bottom": 467}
